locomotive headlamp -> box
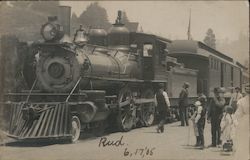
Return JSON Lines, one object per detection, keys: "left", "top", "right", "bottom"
{"left": 41, "top": 16, "right": 64, "bottom": 42}
{"left": 41, "top": 23, "right": 57, "bottom": 41}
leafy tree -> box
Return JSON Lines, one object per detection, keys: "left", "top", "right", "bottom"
{"left": 203, "top": 28, "right": 216, "bottom": 49}
{"left": 10, "top": 1, "right": 59, "bottom": 16}
{"left": 78, "top": 2, "right": 111, "bottom": 31}
{"left": 0, "top": 1, "right": 60, "bottom": 41}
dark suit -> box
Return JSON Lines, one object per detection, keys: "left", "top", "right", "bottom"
{"left": 155, "top": 90, "right": 170, "bottom": 132}
{"left": 207, "top": 96, "right": 225, "bottom": 146}
{"left": 179, "top": 88, "right": 189, "bottom": 126}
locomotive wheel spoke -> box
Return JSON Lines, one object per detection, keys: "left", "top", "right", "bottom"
{"left": 117, "top": 87, "right": 135, "bottom": 131}
{"left": 141, "top": 88, "right": 155, "bottom": 127}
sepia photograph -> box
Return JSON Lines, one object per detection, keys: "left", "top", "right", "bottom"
{"left": 0, "top": 1, "right": 249, "bottom": 160}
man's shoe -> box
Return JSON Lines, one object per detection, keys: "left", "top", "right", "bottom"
{"left": 199, "top": 145, "right": 205, "bottom": 150}
{"left": 208, "top": 144, "right": 216, "bottom": 148}
{"left": 217, "top": 140, "right": 222, "bottom": 145}
{"left": 194, "top": 141, "right": 200, "bottom": 147}
{"left": 156, "top": 127, "right": 160, "bottom": 133}
{"left": 217, "top": 144, "right": 222, "bottom": 148}
{"left": 194, "top": 143, "right": 200, "bottom": 147}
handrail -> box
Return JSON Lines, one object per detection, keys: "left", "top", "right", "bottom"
{"left": 25, "top": 78, "right": 37, "bottom": 103}
{"left": 65, "top": 77, "right": 82, "bottom": 102}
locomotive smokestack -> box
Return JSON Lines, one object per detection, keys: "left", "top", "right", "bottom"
{"left": 58, "top": 6, "right": 71, "bottom": 36}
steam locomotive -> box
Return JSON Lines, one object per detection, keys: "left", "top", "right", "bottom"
{"left": 2, "top": 7, "right": 171, "bottom": 142}
{"left": 1, "top": 6, "right": 245, "bottom": 143}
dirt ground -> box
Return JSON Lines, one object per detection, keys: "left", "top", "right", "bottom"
{"left": 0, "top": 121, "right": 237, "bottom": 160}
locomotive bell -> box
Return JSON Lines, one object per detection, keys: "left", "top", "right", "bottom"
{"left": 74, "top": 25, "right": 88, "bottom": 46}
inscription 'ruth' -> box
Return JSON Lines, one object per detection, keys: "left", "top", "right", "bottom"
{"left": 98, "top": 136, "right": 125, "bottom": 147}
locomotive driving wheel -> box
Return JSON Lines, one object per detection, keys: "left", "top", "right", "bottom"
{"left": 117, "top": 87, "right": 136, "bottom": 131}
{"left": 141, "top": 88, "right": 156, "bottom": 126}
{"left": 71, "top": 116, "right": 81, "bottom": 143}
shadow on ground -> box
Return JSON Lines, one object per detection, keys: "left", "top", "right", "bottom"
{"left": 1, "top": 130, "right": 113, "bottom": 147}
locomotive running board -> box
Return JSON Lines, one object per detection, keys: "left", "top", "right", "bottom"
{"left": 5, "top": 102, "right": 72, "bottom": 141}
{"left": 83, "top": 75, "right": 167, "bottom": 83}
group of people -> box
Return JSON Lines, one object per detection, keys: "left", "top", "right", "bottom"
{"left": 154, "top": 82, "right": 190, "bottom": 133}
{"left": 154, "top": 82, "right": 249, "bottom": 159}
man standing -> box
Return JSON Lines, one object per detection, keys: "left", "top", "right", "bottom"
{"left": 179, "top": 82, "right": 190, "bottom": 126}
{"left": 229, "top": 87, "right": 243, "bottom": 112}
{"left": 207, "top": 87, "right": 226, "bottom": 147}
{"left": 155, "top": 83, "right": 170, "bottom": 133}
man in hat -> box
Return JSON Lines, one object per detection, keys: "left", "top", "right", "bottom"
{"left": 179, "top": 82, "right": 190, "bottom": 126}
{"left": 207, "top": 87, "right": 226, "bottom": 147}
{"left": 229, "top": 87, "right": 243, "bottom": 112}
{"left": 155, "top": 83, "right": 170, "bottom": 133}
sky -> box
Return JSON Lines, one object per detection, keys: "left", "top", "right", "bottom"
{"left": 61, "top": 1, "right": 249, "bottom": 42}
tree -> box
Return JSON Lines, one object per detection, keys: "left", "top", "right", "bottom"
{"left": 78, "top": 2, "right": 111, "bottom": 31}
{"left": 122, "top": 11, "right": 130, "bottom": 24}
{"left": 10, "top": 1, "right": 59, "bottom": 16}
{"left": 0, "top": 1, "right": 60, "bottom": 41}
{"left": 71, "top": 12, "right": 81, "bottom": 34}
{"left": 203, "top": 28, "right": 216, "bottom": 49}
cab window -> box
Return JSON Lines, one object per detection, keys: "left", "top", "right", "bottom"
{"left": 143, "top": 44, "right": 153, "bottom": 57}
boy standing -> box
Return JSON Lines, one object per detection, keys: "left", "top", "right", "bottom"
{"left": 192, "top": 100, "right": 206, "bottom": 149}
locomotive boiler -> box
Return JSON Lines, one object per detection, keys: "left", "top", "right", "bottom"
{"left": 35, "top": 32, "right": 140, "bottom": 93}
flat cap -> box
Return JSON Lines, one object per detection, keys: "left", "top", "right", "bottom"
{"left": 184, "top": 82, "right": 190, "bottom": 87}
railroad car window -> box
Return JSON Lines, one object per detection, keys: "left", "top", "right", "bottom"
{"left": 213, "top": 59, "right": 215, "bottom": 69}
{"left": 221, "top": 63, "right": 224, "bottom": 87}
{"left": 214, "top": 59, "right": 217, "bottom": 70}
{"left": 210, "top": 58, "right": 214, "bottom": 69}
{"left": 214, "top": 59, "right": 216, "bottom": 70}
{"left": 143, "top": 44, "right": 153, "bottom": 57}
{"left": 213, "top": 59, "right": 215, "bottom": 70}
{"left": 217, "top": 60, "right": 218, "bottom": 70}
{"left": 231, "top": 66, "right": 234, "bottom": 86}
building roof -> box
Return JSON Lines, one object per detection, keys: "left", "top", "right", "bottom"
{"left": 125, "top": 22, "right": 139, "bottom": 32}
{"left": 129, "top": 32, "right": 172, "bottom": 44}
